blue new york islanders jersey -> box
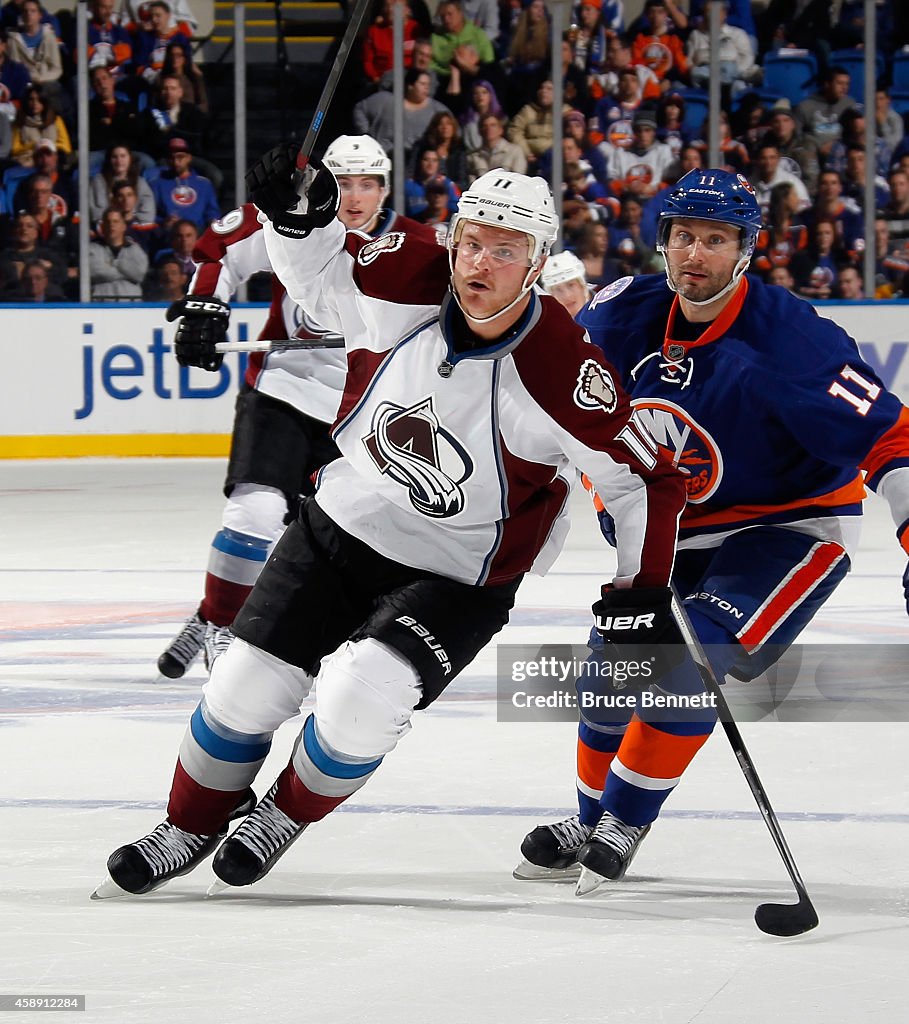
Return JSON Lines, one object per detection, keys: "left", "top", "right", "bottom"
{"left": 578, "top": 274, "right": 909, "bottom": 554}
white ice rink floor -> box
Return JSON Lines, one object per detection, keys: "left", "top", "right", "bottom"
{"left": 2, "top": 458, "right": 908, "bottom": 1023}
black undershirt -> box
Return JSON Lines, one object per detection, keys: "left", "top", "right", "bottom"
{"left": 671, "top": 305, "right": 714, "bottom": 343}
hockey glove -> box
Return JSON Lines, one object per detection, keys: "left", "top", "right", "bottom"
{"left": 597, "top": 508, "right": 617, "bottom": 547}
{"left": 245, "top": 142, "right": 340, "bottom": 239}
{"left": 166, "top": 296, "right": 231, "bottom": 371}
{"left": 592, "top": 585, "right": 685, "bottom": 681}
{"left": 903, "top": 561, "right": 909, "bottom": 617}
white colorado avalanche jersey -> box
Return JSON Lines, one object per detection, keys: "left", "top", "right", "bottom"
{"left": 263, "top": 217, "right": 686, "bottom": 587}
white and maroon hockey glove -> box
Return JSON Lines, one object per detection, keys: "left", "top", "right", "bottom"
{"left": 167, "top": 296, "right": 231, "bottom": 371}
{"left": 245, "top": 142, "right": 340, "bottom": 239}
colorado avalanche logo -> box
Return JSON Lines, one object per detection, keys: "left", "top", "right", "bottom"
{"left": 357, "top": 232, "right": 405, "bottom": 266}
{"left": 631, "top": 399, "right": 723, "bottom": 503}
{"left": 363, "top": 396, "right": 473, "bottom": 518}
{"left": 574, "top": 358, "right": 618, "bottom": 413}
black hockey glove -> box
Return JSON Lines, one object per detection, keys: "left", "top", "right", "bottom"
{"left": 592, "top": 585, "right": 685, "bottom": 681}
{"left": 245, "top": 142, "right": 340, "bottom": 239}
{"left": 166, "top": 296, "right": 231, "bottom": 371}
{"left": 903, "top": 561, "right": 909, "bottom": 617}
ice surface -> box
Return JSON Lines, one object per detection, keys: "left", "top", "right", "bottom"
{"left": 1, "top": 459, "right": 907, "bottom": 1023}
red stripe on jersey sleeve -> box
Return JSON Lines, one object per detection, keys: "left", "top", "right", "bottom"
{"left": 191, "top": 204, "right": 263, "bottom": 296}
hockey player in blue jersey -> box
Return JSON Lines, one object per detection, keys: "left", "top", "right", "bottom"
{"left": 515, "top": 167, "right": 909, "bottom": 895}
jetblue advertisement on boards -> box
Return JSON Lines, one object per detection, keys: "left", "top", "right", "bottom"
{"left": 0, "top": 303, "right": 906, "bottom": 442}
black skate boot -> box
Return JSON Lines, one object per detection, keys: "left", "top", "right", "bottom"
{"left": 91, "top": 789, "right": 256, "bottom": 899}
{"left": 210, "top": 781, "right": 309, "bottom": 890}
{"left": 575, "top": 811, "right": 651, "bottom": 896}
{"left": 157, "top": 611, "right": 207, "bottom": 678}
{"left": 513, "top": 814, "right": 591, "bottom": 880}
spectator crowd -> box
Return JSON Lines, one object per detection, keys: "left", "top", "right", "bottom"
{"left": 3, "top": 0, "right": 909, "bottom": 302}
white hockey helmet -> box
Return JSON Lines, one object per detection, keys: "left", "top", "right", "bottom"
{"left": 323, "top": 135, "right": 391, "bottom": 189}
{"left": 540, "top": 250, "right": 587, "bottom": 291}
{"left": 449, "top": 170, "right": 558, "bottom": 267}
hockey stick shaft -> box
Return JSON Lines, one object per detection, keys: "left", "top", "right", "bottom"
{"left": 670, "top": 588, "right": 817, "bottom": 913}
{"left": 294, "top": 0, "right": 374, "bottom": 171}
{"left": 215, "top": 338, "right": 344, "bottom": 353}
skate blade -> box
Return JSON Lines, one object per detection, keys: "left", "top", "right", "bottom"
{"left": 512, "top": 859, "right": 580, "bottom": 882}
{"left": 90, "top": 875, "right": 133, "bottom": 900}
{"left": 575, "top": 865, "right": 610, "bottom": 897}
{"left": 206, "top": 878, "right": 232, "bottom": 897}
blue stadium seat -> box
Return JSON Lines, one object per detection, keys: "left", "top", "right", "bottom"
{"left": 761, "top": 51, "right": 817, "bottom": 105}
{"left": 829, "top": 49, "right": 886, "bottom": 102}
{"left": 675, "top": 88, "right": 710, "bottom": 136}
{"left": 892, "top": 53, "right": 909, "bottom": 92}
{"left": 890, "top": 90, "right": 909, "bottom": 117}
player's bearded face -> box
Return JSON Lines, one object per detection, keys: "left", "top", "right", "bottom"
{"left": 337, "top": 176, "right": 386, "bottom": 232}
{"left": 452, "top": 222, "right": 535, "bottom": 320}
{"left": 665, "top": 219, "right": 742, "bottom": 303}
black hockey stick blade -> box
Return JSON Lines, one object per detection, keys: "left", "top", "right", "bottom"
{"left": 295, "top": 0, "right": 374, "bottom": 171}
{"left": 670, "top": 588, "right": 820, "bottom": 936}
{"left": 754, "top": 895, "right": 819, "bottom": 937}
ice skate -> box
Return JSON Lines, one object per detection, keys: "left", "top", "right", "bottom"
{"left": 575, "top": 812, "right": 651, "bottom": 897}
{"left": 209, "top": 780, "right": 309, "bottom": 891}
{"left": 513, "top": 814, "right": 590, "bottom": 880}
{"left": 203, "top": 622, "right": 233, "bottom": 672}
{"left": 157, "top": 611, "right": 207, "bottom": 678}
{"left": 91, "top": 788, "right": 255, "bottom": 899}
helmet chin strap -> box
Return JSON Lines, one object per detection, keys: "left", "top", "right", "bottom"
{"left": 663, "top": 250, "right": 752, "bottom": 308}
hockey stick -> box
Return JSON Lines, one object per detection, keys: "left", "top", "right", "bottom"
{"left": 670, "top": 587, "right": 819, "bottom": 936}
{"left": 215, "top": 338, "right": 344, "bottom": 353}
{"left": 294, "top": 0, "right": 374, "bottom": 172}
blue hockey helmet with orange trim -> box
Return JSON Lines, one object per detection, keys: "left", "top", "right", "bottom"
{"left": 657, "top": 168, "right": 762, "bottom": 256}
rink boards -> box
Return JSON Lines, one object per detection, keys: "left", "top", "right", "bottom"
{"left": 0, "top": 300, "right": 907, "bottom": 457}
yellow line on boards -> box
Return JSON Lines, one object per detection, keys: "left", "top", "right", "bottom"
{"left": 0, "top": 435, "right": 232, "bottom": 458}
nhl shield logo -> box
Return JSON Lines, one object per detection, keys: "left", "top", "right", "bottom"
{"left": 574, "top": 358, "right": 618, "bottom": 413}
{"left": 363, "top": 396, "right": 473, "bottom": 517}
{"left": 666, "top": 343, "right": 686, "bottom": 361}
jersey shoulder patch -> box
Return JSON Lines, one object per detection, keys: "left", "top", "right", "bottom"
{"left": 356, "top": 232, "right": 406, "bottom": 266}
{"left": 589, "top": 275, "right": 634, "bottom": 308}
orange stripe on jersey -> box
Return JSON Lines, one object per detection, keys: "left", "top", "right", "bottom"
{"left": 737, "top": 541, "right": 845, "bottom": 653}
{"left": 861, "top": 406, "right": 909, "bottom": 483}
{"left": 615, "top": 717, "right": 710, "bottom": 780}
{"left": 577, "top": 737, "right": 617, "bottom": 790}
{"left": 663, "top": 278, "right": 749, "bottom": 357}
{"left": 680, "top": 474, "right": 866, "bottom": 529}
{"left": 580, "top": 473, "right": 606, "bottom": 512}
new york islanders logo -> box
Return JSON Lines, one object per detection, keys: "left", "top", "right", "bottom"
{"left": 363, "top": 396, "right": 473, "bottom": 518}
{"left": 631, "top": 399, "right": 723, "bottom": 502}
{"left": 357, "top": 232, "right": 405, "bottom": 266}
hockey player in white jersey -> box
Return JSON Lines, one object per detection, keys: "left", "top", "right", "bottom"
{"left": 156, "top": 135, "right": 438, "bottom": 678}
{"left": 94, "top": 150, "right": 687, "bottom": 900}
{"left": 539, "top": 250, "right": 592, "bottom": 317}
